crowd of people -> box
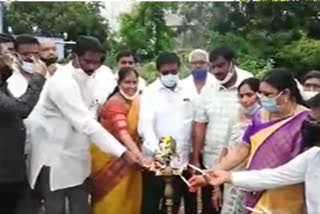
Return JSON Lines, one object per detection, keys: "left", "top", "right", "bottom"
{"left": 0, "top": 32, "right": 319, "bottom": 214}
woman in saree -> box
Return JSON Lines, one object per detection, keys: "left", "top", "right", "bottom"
{"left": 189, "top": 68, "right": 309, "bottom": 214}
{"left": 214, "top": 78, "right": 261, "bottom": 214}
{"left": 90, "top": 67, "right": 144, "bottom": 214}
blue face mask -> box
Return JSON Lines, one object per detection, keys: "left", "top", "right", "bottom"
{"left": 160, "top": 73, "right": 179, "bottom": 88}
{"left": 191, "top": 69, "right": 207, "bottom": 80}
{"left": 259, "top": 94, "right": 281, "bottom": 113}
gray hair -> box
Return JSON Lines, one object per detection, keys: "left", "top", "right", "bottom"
{"left": 188, "top": 49, "right": 209, "bottom": 63}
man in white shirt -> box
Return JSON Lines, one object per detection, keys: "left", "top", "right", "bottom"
{"left": 115, "top": 50, "right": 146, "bottom": 93}
{"left": 139, "top": 52, "right": 194, "bottom": 214}
{"left": 181, "top": 49, "right": 216, "bottom": 109}
{"left": 8, "top": 35, "right": 41, "bottom": 97}
{"left": 27, "top": 36, "right": 141, "bottom": 214}
{"left": 191, "top": 46, "right": 252, "bottom": 214}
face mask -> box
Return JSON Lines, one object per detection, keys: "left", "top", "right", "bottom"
{"left": 191, "top": 69, "right": 207, "bottom": 81}
{"left": 119, "top": 87, "right": 138, "bottom": 101}
{"left": 217, "top": 63, "right": 234, "bottom": 85}
{"left": 160, "top": 73, "right": 179, "bottom": 88}
{"left": 21, "top": 60, "right": 34, "bottom": 74}
{"left": 241, "top": 102, "right": 261, "bottom": 116}
{"left": 259, "top": 93, "right": 282, "bottom": 113}
{"left": 41, "top": 57, "right": 57, "bottom": 66}
{"left": 302, "top": 90, "right": 318, "bottom": 101}
{"left": 301, "top": 119, "right": 320, "bottom": 147}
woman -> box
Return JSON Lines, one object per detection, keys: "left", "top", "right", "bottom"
{"left": 195, "top": 93, "right": 320, "bottom": 213}
{"left": 90, "top": 67, "right": 143, "bottom": 214}
{"left": 215, "top": 78, "right": 261, "bottom": 214}
{"left": 190, "top": 69, "right": 309, "bottom": 214}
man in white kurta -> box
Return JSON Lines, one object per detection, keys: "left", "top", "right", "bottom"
{"left": 27, "top": 36, "right": 139, "bottom": 214}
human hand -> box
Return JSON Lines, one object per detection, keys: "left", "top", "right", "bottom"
{"left": 188, "top": 175, "right": 207, "bottom": 192}
{"left": 204, "top": 170, "right": 231, "bottom": 186}
{"left": 32, "top": 56, "right": 47, "bottom": 76}
{"left": 122, "top": 150, "right": 143, "bottom": 167}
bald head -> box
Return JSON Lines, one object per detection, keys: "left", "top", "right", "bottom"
{"left": 40, "top": 39, "right": 58, "bottom": 66}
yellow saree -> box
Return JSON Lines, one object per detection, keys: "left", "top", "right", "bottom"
{"left": 90, "top": 97, "right": 142, "bottom": 214}
{"left": 243, "top": 109, "right": 309, "bottom": 214}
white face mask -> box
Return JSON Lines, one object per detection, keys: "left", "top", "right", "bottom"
{"left": 119, "top": 87, "right": 138, "bottom": 101}
{"left": 217, "top": 63, "right": 234, "bottom": 85}
{"left": 21, "top": 61, "right": 34, "bottom": 74}
{"left": 241, "top": 102, "right": 261, "bottom": 116}
{"left": 160, "top": 73, "right": 179, "bottom": 88}
{"left": 302, "top": 90, "right": 318, "bottom": 101}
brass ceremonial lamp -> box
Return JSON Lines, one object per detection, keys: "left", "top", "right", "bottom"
{"left": 149, "top": 136, "right": 185, "bottom": 214}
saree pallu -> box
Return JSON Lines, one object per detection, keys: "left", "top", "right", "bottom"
{"left": 243, "top": 110, "right": 309, "bottom": 214}
{"left": 90, "top": 97, "right": 141, "bottom": 214}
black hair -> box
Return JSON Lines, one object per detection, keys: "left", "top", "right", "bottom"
{"left": 107, "top": 67, "right": 139, "bottom": 100}
{"left": 14, "top": 34, "right": 39, "bottom": 50}
{"left": 0, "top": 33, "right": 14, "bottom": 43}
{"left": 263, "top": 68, "right": 304, "bottom": 105}
{"left": 301, "top": 70, "right": 320, "bottom": 84}
{"left": 306, "top": 93, "right": 320, "bottom": 108}
{"left": 209, "top": 46, "right": 236, "bottom": 63}
{"left": 72, "top": 36, "right": 104, "bottom": 57}
{"left": 116, "top": 49, "right": 137, "bottom": 63}
{"left": 156, "top": 52, "right": 181, "bottom": 70}
{"left": 238, "top": 77, "right": 260, "bottom": 93}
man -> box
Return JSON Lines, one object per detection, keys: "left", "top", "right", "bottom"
{"left": 182, "top": 49, "right": 216, "bottom": 102}
{"left": 179, "top": 49, "right": 216, "bottom": 213}
{"left": 8, "top": 35, "right": 41, "bottom": 97}
{"left": 0, "top": 33, "right": 15, "bottom": 52}
{"left": 27, "top": 36, "right": 141, "bottom": 214}
{"left": 88, "top": 63, "right": 116, "bottom": 111}
{"left": 0, "top": 43, "right": 46, "bottom": 214}
{"left": 39, "top": 38, "right": 60, "bottom": 76}
{"left": 191, "top": 46, "right": 252, "bottom": 214}
{"left": 139, "top": 52, "right": 194, "bottom": 214}
{"left": 116, "top": 50, "right": 146, "bottom": 92}
{"left": 300, "top": 70, "right": 320, "bottom": 100}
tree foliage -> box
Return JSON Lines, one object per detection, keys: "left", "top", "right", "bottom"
{"left": 5, "top": 2, "right": 109, "bottom": 42}
{"left": 170, "top": 1, "right": 320, "bottom": 76}
{"left": 118, "top": 2, "right": 175, "bottom": 61}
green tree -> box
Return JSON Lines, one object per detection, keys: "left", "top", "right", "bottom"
{"left": 118, "top": 2, "right": 175, "bottom": 61}
{"left": 5, "top": 2, "right": 109, "bottom": 42}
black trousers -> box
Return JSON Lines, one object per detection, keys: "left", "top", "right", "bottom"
{"left": 0, "top": 182, "right": 24, "bottom": 214}
{"left": 140, "top": 171, "right": 197, "bottom": 214}
{"left": 36, "top": 167, "right": 90, "bottom": 214}
{"left": 15, "top": 180, "right": 42, "bottom": 214}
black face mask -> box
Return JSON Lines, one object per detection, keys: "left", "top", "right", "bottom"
{"left": 301, "top": 119, "right": 320, "bottom": 147}
{"left": 41, "top": 57, "right": 57, "bottom": 66}
{"left": 0, "top": 65, "right": 13, "bottom": 82}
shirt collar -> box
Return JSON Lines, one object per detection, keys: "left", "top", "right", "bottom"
{"left": 218, "top": 66, "right": 243, "bottom": 91}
